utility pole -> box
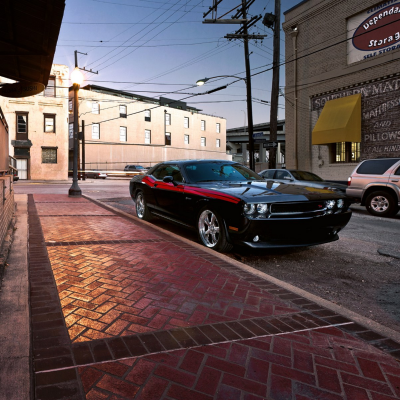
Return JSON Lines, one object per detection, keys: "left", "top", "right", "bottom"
{"left": 203, "top": 0, "right": 265, "bottom": 171}
{"left": 267, "top": 0, "right": 281, "bottom": 169}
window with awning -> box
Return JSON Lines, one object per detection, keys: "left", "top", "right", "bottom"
{"left": 312, "top": 94, "right": 361, "bottom": 145}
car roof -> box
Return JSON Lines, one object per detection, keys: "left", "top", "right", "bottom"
{"left": 159, "top": 159, "right": 237, "bottom": 165}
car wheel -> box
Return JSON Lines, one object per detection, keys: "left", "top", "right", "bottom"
{"left": 94, "top": 174, "right": 98, "bottom": 179}
{"left": 197, "top": 207, "right": 233, "bottom": 252}
{"left": 135, "top": 191, "right": 153, "bottom": 221}
{"left": 365, "top": 191, "right": 398, "bottom": 217}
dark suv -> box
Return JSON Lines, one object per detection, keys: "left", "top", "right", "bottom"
{"left": 346, "top": 158, "right": 400, "bottom": 217}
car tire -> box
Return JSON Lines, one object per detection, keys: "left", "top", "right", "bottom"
{"left": 135, "top": 191, "right": 154, "bottom": 221}
{"left": 365, "top": 191, "right": 399, "bottom": 217}
{"left": 197, "top": 207, "right": 233, "bottom": 252}
{"left": 94, "top": 174, "right": 98, "bottom": 179}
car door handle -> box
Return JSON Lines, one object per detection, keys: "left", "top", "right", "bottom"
{"left": 154, "top": 183, "right": 158, "bottom": 187}
{"left": 391, "top": 180, "right": 399, "bottom": 182}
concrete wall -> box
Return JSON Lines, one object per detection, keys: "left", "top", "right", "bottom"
{"left": 70, "top": 88, "right": 231, "bottom": 170}
{"left": 0, "top": 176, "right": 14, "bottom": 252}
{"left": 283, "top": 0, "right": 400, "bottom": 181}
{"left": 0, "top": 64, "right": 69, "bottom": 180}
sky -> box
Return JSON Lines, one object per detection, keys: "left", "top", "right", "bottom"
{"left": 54, "top": 0, "right": 301, "bottom": 129}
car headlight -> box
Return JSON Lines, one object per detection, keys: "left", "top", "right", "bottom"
{"left": 325, "top": 200, "right": 336, "bottom": 209}
{"left": 257, "top": 204, "right": 269, "bottom": 214}
{"left": 243, "top": 203, "right": 256, "bottom": 214}
{"left": 337, "top": 199, "right": 344, "bottom": 208}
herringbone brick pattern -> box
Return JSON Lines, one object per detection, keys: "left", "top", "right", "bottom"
{"left": 47, "top": 242, "right": 297, "bottom": 343}
{"left": 41, "top": 216, "right": 160, "bottom": 242}
{"left": 78, "top": 327, "right": 400, "bottom": 399}
{"left": 36, "top": 203, "right": 115, "bottom": 216}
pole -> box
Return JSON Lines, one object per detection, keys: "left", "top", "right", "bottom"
{"left": 68, "top": 83, "right": 82, "bottom": 196}
{"left": 268, "top": 0, "right": 281, "bottom": 169}
{"left": 69, "top": 50, "right": 82, "bottom": 196}
{"left": 242, "top": 0, "right": 255, "bottom": 171}
{"left": 82, "top": 120, "right": 86, "bottom": 180}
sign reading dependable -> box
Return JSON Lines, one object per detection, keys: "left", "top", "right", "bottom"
{"left": 348, "top": 0, "right": 400, "bottom": 64}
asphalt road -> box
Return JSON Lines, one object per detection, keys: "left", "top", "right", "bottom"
{"left": 15, "top": 179, "right": 400, "bottom": 332}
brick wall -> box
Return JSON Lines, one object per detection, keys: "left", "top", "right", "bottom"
{"left": 283, "top": 0, "right": 400, "bottom": 180}
{"left": 0, "top": 176, "right": 14, "bottom": 252}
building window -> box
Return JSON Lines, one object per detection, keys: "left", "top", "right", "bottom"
{"left": 184, "top": 134, "right": 189, "bottom": 144}
{"left": 120, "top": 126, "right": 127, "bottom": 142}
{"left": 120, "top": 105, "right": 127, "bottom": 118}
{"left": 201, "top": 137, "right": 206, "bottom": 147}
{"left": 331, "top": 142, "right": 360, "bottom": 163}
{"left": 42, "top": 148, "right": 57, "bottom": 164}
{"left": 216, "top": 123, "right": 220, "bottom": 133}
{"left": 16, "top": 112, "right": 28, "bottom": 140}
{"left": 44, "top": 77, "right": 56, "bottom": 97}
{"left": 165, "top": 132, "right": 171, "bottom": 146}
{"left": 69, "top": 123, "right": 73, "bottom": 139}
{"left": 184, "top": 117, "right": 189, "bottom": 128}
{"left": 92, "top": 102, "right": 100, "bottom": 114}
{"left": 165, "top": 113, "right": 171, "bottom": 125}
{"left": 201, "top": 120, "right": 206, "bottom": 131}
{"left": 145, "top": 129, "right": 151, "bottom": 144}
{"left": 69, "top": 99, "right": 73, "bottom": 113}
{"left": 44, "top": 114, "right": 56, "bottom": 133}
{"left": 92, "top": 123, "right": 100, "bottom": 139}
{"left": 216, "top": 139, "right": 221, "bottom": 148}
{"left": 145, "top": 109, "right": 151, "bottom": 122}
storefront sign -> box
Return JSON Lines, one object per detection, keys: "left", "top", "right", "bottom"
{"left": 312, "top": 76, "right": 400, "bottom": 159}
{"left": 0, "top": 81, "right": 45, "bottom": 98}
{"left": 347, "top": 0, "right": 400, "bottom": 64}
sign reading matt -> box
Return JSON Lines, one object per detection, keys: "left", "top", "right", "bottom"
{"left": 347, "top": 0, "right": 400, "bottom": 64}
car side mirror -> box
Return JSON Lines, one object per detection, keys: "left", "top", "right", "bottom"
{"left": 163, "top": 176, "right": 176, "bottom": 185}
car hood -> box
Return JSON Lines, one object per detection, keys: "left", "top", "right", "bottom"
{"left": 190, "top": 180, "right": 345, "bottom": 203}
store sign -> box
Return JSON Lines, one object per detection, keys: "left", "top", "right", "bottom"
{"left": 347, "top": 0, "right": 400, "bottom": 64}
{"left": 311, "top": 75, "right": 400, "bottom": 160}
{"left": 0, "top": 81, "right": 45, "bottom": 98}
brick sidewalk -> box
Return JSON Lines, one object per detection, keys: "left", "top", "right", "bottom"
{"left": 27, "top": 194, "right": 400, "bottom": 399}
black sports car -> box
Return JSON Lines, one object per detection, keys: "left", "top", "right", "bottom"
{"left": 129, "top": 160, "right": 352, "bottom": 252}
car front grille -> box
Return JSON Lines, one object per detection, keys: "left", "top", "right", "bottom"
{"left": 269, "top": 201, "right": 326, "bottom": 218}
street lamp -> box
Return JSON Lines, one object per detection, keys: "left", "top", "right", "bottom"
{"left": 196, "top": 75, "right": 255, "bottom": 171}
{"left": 69, "top": 67, "right": 84, "bottom": 197}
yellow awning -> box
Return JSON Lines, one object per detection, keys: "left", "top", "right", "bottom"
{"left": 312, "top": 94, "right": 361, "bottom": 145}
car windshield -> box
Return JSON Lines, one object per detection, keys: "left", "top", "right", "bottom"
{"left": 290, "top": 170, "right": 324, "bottom": 182}
{"left": 184, "top": 162, "right": 263, "bottom": 183}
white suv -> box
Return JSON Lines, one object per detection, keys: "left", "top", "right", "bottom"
{"left": 346, "top": 158, "right": 400, "bottom": 217}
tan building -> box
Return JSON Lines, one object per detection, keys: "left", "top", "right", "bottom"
{"left": 284, "top": 0, "right": 400, "bottom": 181}
{"left": 69, "top": 85, "right": 230, "bottom": 171}
{"left": 0, "top": 64, "right": 69, "bottom": 180}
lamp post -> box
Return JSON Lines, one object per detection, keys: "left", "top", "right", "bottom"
{"left": 196, "top": 75, "right": 255, "bottom": 171}
{"left": 69, "top": 67, "right": 84, "bottom": 197}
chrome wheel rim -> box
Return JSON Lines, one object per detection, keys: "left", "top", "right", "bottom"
{"left": 371, "top": 195, "right": 389, "bottom": 213}
{"left": 136, "top": 193, "right": 145, "bottom": 218}
{"left": 198, "top": 210, "right": 220, "bottom": 247}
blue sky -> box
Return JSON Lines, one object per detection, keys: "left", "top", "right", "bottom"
{"left": 54, "top": 0, "right": 301, "bottom": 128}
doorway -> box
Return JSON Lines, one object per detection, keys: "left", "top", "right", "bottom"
{"left": 16, "top": 159, "right": 28, "bottom": 180}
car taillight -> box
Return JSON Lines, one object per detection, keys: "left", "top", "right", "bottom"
{"left": 347, "top": 177, "right": 352, "bottom": 186}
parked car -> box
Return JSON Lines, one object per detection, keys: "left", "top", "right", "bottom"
{"left": 347, "top": 158, "right": 400, "bottom": 217}
{"left": 129, "top": 160, "right": 352, "bottom": 252}
{"left": 84, "top": 171, "right": 107, "bottom": 179}
{"left": 259, "top": 169, "right": 347, "bottom": 194}
{"left": 124, "top": 165, "right": 148, "bottom": 172}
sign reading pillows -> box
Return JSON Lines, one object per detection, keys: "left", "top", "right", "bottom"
{"left": 347, "top": 0, "right": 400, "bottom": 64}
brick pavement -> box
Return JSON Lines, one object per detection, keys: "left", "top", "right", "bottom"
{"left": 27, "top": 194, "right": 400, "bottom": 399}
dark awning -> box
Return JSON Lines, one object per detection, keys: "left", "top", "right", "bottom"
{"left": 0, "top": 0, "right": 65, "bottom": 86}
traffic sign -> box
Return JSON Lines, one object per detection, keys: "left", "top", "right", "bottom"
{"left": 254, "top": 138, "right": 267, "bottom": 143}
{"left": 263, "top": 142, "right": 278, "bottom": 148}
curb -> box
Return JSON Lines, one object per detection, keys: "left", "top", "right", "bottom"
{"left": 84, "top": 195, "right": 400, "bottom": 345}
{"left": 378, "top": 247, "right": 400, "bottom": 260}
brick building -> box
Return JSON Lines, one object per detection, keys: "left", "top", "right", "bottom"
{"left": 284, "top": 0, "right": 400, "bottom": 181}
{"left": 69, "top": 85, "right": 230, "bottom": 171}
{"left": 0, "top": 64, "right": 69, "bottom": 180}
